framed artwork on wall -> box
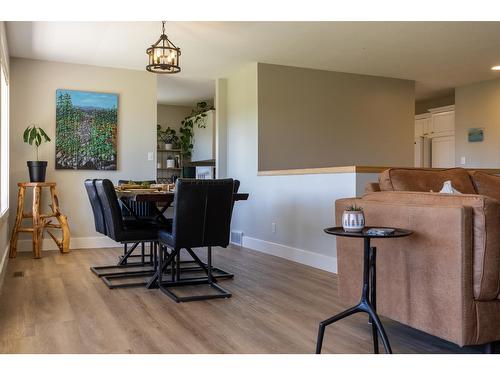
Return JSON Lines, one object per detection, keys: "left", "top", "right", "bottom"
{"left": 468, "top": 128, "right": 484, "bottom": 143}
{"left": 55, "top": 89, "right": 118, "bottom": 170}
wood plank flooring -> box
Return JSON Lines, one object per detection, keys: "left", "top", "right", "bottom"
{"left": 0, "top": 245, "right": 481, "bottom": 354}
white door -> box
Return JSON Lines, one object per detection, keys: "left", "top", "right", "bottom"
{"left": 414, "top": 137, "right": 423, "bottom": 167}
{"left": 432, "top": 136, "right": 455, "bottom": 168}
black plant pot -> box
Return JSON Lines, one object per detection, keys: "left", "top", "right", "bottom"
{"left": 27, "top": 161, "right": 48, "bottom": 183}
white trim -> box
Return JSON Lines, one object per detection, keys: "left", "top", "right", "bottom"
{"left": 415, "top": 113, "right": 431, "bottom": 120}
{"left": 0, "top": 243, "right": 9, "bottom": 274}
{"left": 240, "top": 236, "right": 337, "bottom": 273}
{"left": 428, "top": 104, "right": 455, "bottom": 114}
{"left": 0, "top": 243, "right": 9, "bottom": 293}
{"left": 15, "top": 236, "right": 120, "bottom": 252}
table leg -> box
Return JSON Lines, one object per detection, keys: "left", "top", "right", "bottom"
{"left": 32, "top": 186, "right": 43, "bottom": 259}
{"left": 370, "top": 246, "right": 379, "bottom": 354}
{"left": 9, "top": 186, "right": 26, "bottom": 258}
{"left": 315, "top": 238, "right": 392, "bottom": 354}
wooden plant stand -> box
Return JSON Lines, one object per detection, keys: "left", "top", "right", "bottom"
{"left": 9, "top": 182, "right": 70, "bottom": 259}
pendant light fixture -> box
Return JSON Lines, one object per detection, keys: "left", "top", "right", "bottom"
{"left": 146, "top": 21, "right": 181, "bottom": 74}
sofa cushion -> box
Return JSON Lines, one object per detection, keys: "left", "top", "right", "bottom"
{"left": 470, "top": 171, "right": 500, "bottom": 202}
{"left": 379, "top": 168, "right": 477, "bottom": 194}
{"left": 363, "top": 191, "right": 500, "bottom": 301}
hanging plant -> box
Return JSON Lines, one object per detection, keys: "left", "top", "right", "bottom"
{"left": 189, "top": 101, "right": 214, "bottom": 129}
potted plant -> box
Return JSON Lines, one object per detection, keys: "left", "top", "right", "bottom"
{"left": 157, "top": 125, "right": 179, "bottom": 150}
{"left": 23, "top": 125, "right": 51, "bottom": 182}
{"left": 342, "top": 204, "right": 365, "bottom": 232}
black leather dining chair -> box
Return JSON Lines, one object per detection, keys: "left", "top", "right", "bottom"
{"left": 87, "top": 179, "right": 163, "bottom": 288}
{"left": 85, "top": 179, "right": 107, "bottom": 236}
{"left": 85, "top": 178, "right": 157, "bottom": 275}
{"left": 154, "top": 178, "right": 235, "bottom": 302}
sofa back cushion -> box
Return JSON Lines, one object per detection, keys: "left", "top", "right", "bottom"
{"left": 470, "top": 171, "right": 500, "bottom": 202}
{"left": 379, "top": 168, "right": 477, "bottom": 194}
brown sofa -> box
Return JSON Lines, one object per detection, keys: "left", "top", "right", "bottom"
{"left": 336, "top": 167, "right": 500, "bottom": 348}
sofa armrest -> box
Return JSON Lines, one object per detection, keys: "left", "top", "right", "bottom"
{"left": 335, "top": 197, "right": 476, "bottom": 345}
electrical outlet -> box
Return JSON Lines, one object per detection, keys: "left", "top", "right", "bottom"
{"left": 460, "top": 156, "right": 466, "bottom": 165}
{"left": 271, "top": 222, "right": 276, "bottom": 233}
{"left": 148, "top": 152, "right": 154, "bottom": 161}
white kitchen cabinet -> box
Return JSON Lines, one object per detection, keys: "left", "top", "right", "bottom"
{"left": 415, "top": 114, "right": 432, "bottom": 137}
{"left": 191, "top": 110, "right": 216, "bottom": 162}
{"left": 430, "top": 108, "right": 455, "bottom": 137}
{"left": 432, "top": 135, "right": 455, "bottom": 168}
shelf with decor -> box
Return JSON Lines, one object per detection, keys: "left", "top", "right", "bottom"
{"left": 157, "top": 149, "right": 182, "bottom": 152}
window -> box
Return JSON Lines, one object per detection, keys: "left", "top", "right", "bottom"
{"left": 0, "top": 65, "right": 8, "bottom": 216}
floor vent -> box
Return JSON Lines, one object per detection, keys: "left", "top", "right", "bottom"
{"left": 13, "top": 271, "right": 24, "bottom": 278}
{"left": 230, "top": 231, "right": 243, "bottom": 246}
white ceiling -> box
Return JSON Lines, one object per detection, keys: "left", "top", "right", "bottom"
{"left": 7, "top": 21, "right": 500, "bottom": 104}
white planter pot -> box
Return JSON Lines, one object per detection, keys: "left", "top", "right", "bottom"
{"left": 164, "top": 143, "right": 173, "bottom": 150}
{"left": 342, "top": 210, "right": 365, "bottom": 232}
{"left": 166, "top": 159, "right": 175, "bottom": 168}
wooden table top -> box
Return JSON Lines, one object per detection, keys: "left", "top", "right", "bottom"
{"left": 115, "top": 189, "right": 249, "bottom": 202}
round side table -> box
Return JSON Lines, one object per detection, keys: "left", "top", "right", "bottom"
{"left": 316, "top": 226, "right": 412, "bottom": 354}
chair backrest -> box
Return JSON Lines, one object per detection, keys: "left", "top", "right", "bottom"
{"left": 84, "top": 179, "right": 107, "bottom": 235}
{"left": 172, "top": 178, "right": 234, "bottom": 249}
{"left": 233, "top": 179, "right": 240, "bottom": 194}
{"left": 95, "top": 179, "right": 125, "bottom": 241}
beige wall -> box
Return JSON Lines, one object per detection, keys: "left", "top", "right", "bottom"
{"left": 257, "top": 63, "right": 415, "bottom": 171}
{"left": 415, "top": 95, "right": 455, "bottom": 115}
{"left": 9, "top": 58, "right": 157, "bottom": 247}
{"left": 455, "top": 78, "right": 500, "bottom": 167}
{"left": 157, "top": 104, "right": 192, "bottom": 132}
{"left": 0, "top": 22, "right": 9, "bottom": 288}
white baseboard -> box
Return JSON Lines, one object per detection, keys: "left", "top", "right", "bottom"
{"left": 15, "top": 236, "right": 120, "bottom": 252}
{"left": 0, "top": 244, "right": 10, "bottom": 293}
{"left": 241, "top": 236, "right": 337, "bottom": 273}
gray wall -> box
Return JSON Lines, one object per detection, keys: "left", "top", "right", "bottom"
{"left": 257, "top": 63, "right": 415, "bottom": 171}
{"left": 9, "top": 58, "right": 157, "bottom": 249}
{"left": 220, "top": 64, "right": 378, "bottom": 273}
{"left": 157, "top": 104, "right": 192, "bottom": 133}
{"left": 455, "top": 77, "right": 500, "bottom": 168}
{"left": 415, "top": 95, "right": 455, "bottom": 115}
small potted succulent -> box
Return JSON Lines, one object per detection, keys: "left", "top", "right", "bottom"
{"left": 23, "top": 125, "right": 51, "bottom": 182}
{"left": 342, "top": 204, "right": 365, "bottom": 232}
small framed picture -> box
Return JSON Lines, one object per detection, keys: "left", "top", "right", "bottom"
{"left": 468, "top": 128, "right": 484, "bottom": 142}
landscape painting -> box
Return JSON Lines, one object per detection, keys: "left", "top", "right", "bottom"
{"left": 55, "top": 89, "right": 118, "bottom": 170}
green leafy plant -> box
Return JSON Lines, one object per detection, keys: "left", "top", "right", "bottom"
{"left": 345, "top": 204, "right": 363, "bottom": 211}
{"left": 178, "top": 119, "right": 194, "bottom": 157}
{"left": 157, "top": 125, "right": 179, "bottom": 146}
{"left": 188, "top": 101, "right": 215, "bottom": 129}
{"left": 23, "top": 125, "right": 51, "bottom": 161}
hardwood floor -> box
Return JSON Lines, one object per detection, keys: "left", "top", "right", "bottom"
{"left": 0, "top": 245, "right": 481, "bottom": 354}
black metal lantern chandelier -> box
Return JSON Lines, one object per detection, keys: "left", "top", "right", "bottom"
{"left": 146, "top": 21, "right": 181, "bottom": 74}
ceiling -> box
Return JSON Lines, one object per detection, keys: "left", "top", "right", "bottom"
{"left": 7, "top": 21, "right": 500, "bottom": 104}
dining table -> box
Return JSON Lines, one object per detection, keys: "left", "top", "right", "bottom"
{"left": 115, "top": 188, "right": 249, "bottom": 223}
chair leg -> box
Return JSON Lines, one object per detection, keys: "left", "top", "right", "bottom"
{"left": 157, "top": 244, "right": 232, "bottom": 303}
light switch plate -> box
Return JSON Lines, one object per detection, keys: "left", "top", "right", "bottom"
{"left": 147, "top": 152, "right": 154, "bottom": 161}
{"left": 460, "top": 156, "right": 466, "bottom": 165}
